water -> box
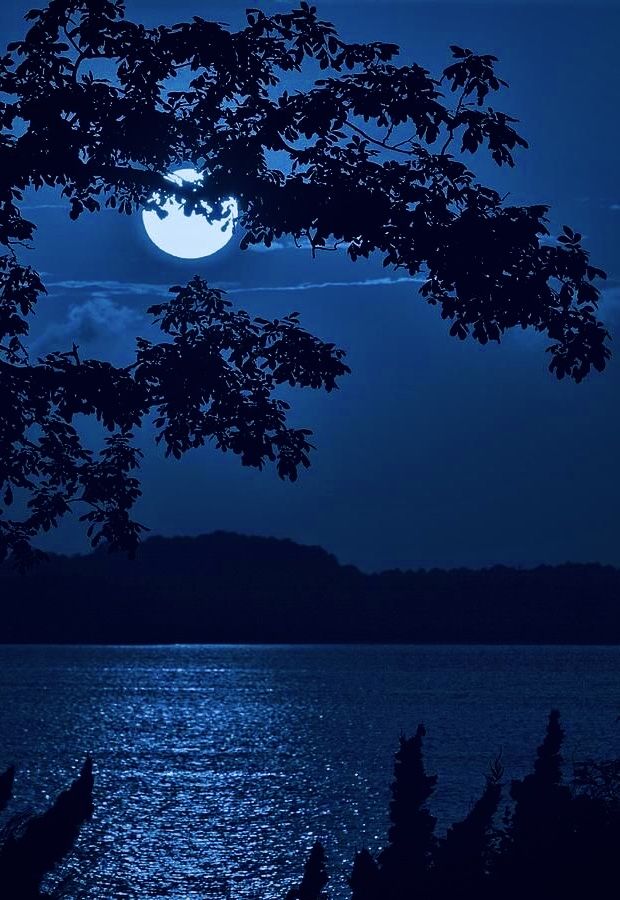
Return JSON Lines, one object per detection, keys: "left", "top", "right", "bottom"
{"left": 0, "top": 644, "right": 618, "bottom": 899}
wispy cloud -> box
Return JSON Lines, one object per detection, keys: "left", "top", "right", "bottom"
{"left": 46, "top": 274, "right": 424, "bottom": 301}
{"left": 47, "top": 279, "right": 174, "bottom": 299}
{"left": 20, "top": 203, "right": 66, "bottom": 211}
{"left": 610, "top": 204, "right": 620, "bottom": 211}
{"left": 228, "top": 275, "right": 425, "bottom": 294}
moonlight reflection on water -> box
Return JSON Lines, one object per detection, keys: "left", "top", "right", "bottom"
{"left": 0, "top": 644, "right": 618, "bottom": 899}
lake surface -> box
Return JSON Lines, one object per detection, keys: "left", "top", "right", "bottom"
{"left": 0, "top": 644, "right": 618, "bottom": 899}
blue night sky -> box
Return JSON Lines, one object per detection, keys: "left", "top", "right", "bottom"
{"left": 2, "top": 0, "right": 619, "bottom": 571}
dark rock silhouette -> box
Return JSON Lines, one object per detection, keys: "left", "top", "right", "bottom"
{"left": 2, "top": 532, "right": 620, "bottom": 643}
{"left": 0, "top": 757, "right": 94, "bottom": 900}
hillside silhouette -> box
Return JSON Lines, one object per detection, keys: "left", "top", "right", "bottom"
{"left": 1, "top": 533, "right": 619, "bottom": 644}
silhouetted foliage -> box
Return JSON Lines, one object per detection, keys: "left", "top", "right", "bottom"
{"left": 0, "top": 765, "right": 15, "bottom": 813}
{"left": 286, "top": 840, "right": 329, "bottom": 900}
{"left": 0, "top": 0, "right": 609, "bottom": 564}
{"left": 435, "top": 754, "right": 503, "bottom": 898}
{"left": 0, "top": 757, "right": 93, "bottom": 899}
{"left": 567, "top": 755, "right": 620, "bottom": 900}
{"left": 345, "top": 713, "right": 620, "bottom": 900}
{"left": 573, "top": 755, "right": 620, "bottom": 806}
{"left": 498, "top": 710, "right": 572, "bottom": 898}
{"left": 349, "top": 849, "right": 381, "bottom": 900}
{"left": 378, "top": 725, "right": 437, "bottom": 899}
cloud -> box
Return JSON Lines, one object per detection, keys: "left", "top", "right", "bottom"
{"left": 246, "top": 239, "right": 297, "bottom": 253}
{"left": 245, "top": 236, "right": 347, "bottom": 253}
{"left": 600, "top": 285, "right": 620, "bottom": 324}
{"left": 31, "top": 273, "right": 423, "bottom": 355}
{"left": 27, "top": 272, "right": 422, "bottom": 365}
{"left": 32, "top": 296, "right": 146, "bottom": 355}
{"left": 610, "top": 204, "right": 620, "bottom": 211}
{"left": 33, "top": 279, "right": 183, "bottom": 357}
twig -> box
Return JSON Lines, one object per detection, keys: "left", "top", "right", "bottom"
{"left": 344, "top": 120, "right": 416, "bottom": 156}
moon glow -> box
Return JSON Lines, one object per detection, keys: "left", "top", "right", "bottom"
{"left": 142, "top": 168, "right": 238, "bottom": 259}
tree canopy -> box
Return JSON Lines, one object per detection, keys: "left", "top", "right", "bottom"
{"left": 0, "top": 0, "right": 609, "bottom": 564}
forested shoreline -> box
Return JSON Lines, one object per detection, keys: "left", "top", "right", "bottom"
{"left": 1, "top": 532, "right": 619, "bottom": 643}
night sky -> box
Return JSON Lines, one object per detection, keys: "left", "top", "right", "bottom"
{"left": 2, "top": 0, "right": 619, "bottom": 571}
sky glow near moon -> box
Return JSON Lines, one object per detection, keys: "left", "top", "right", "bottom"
{"left": 141, "top": 168, "right": 238, "bottom": 259}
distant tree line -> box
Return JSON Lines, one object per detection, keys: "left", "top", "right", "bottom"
{"left": 1, "top": 712, "right": 619, "bottom": 899}
{"left": 2, "top": 533, "right": 620, "bottom": 643}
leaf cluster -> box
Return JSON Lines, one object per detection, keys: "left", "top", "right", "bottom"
{"left": 0, "top": 0, "right": 609, "bottom": 562}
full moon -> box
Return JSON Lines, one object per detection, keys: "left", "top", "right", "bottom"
{"left": 142, "top": 168, "right": 238, "bottom": 259}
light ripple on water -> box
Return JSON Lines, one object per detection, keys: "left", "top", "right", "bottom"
{"left": 0, "top": 644, "right": 618, "bottom": 899}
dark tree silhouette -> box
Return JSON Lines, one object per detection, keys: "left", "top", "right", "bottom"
{"left": 365, "top": 714, "right": 620, "bottom": 900}
{"left": 0, "top": 756, "right": 94, "bottom": 899}
{"left": 435, "top": 754, "right": 503, "bottom": 899}
{"left": 569, "top": 755, "right": 620, "bottom": 900}
{"left": 0, "top": 765, "right": 15, "bottom": 813}
{"left": 349, "top": 848, "right": 381, "bottom": 900}
{"left": 378, "top": 725, "right": 437, "bottom": 899}
{"left": 0, "top": 0, "right": 609, "bottom": 564}
{"left": 285, "top": 840, "right": 329, "bottom": 900}
{"left": 573, "top": 755, "right": 620, "bottom": 806}
{"left": 509, "top": 709, "right": 570, "bottom": 835}
{"left": 499, "top": 710, "right": 573, "bottom": 899}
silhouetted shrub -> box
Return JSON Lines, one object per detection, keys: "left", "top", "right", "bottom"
{"left": 494, "top": 710, "right": 572, "bottom": 899}
{"left": 377, "top": 725, "right": 437, "bottom": 899}
{"left": 349, "top": 848, "right": 381, "bottom": 900}
{"left": 298, "top": 711, "right": 620, "bottom": 900}
{"left": 285, "top": 840, "right": 329, "bottom": 900}
{"left": 0, "top": 758, "right": 94, "bottom": 900}
{"left": 435, "top": 753, "right": 503, "bottom": 899}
